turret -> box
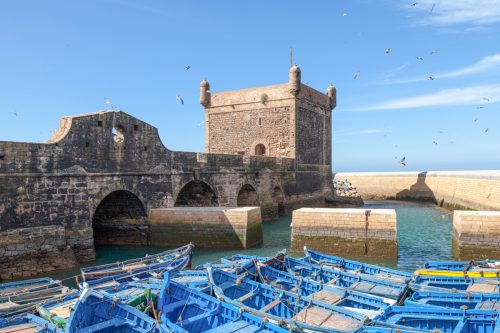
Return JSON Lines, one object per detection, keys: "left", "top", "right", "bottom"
{"left": 288, "top": 65, "right": 301, "bottom": 96}
{"left": 326, "top": 84, "right": 336, "bottom": 110}
{"left": 200, "top": 79, "right": 211, "bottom": 107}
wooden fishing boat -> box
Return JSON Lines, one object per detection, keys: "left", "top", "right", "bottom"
{"left": 423, "top": 259, "right": 500, "bottom": 272}
{"left": 207, "top": 267, "right": 369, "bottom": 332}
{"left": 373, "top": 306, "right": 500, "bottom": 332}
{"left": 81, "top": 243, "right": 193, "bottom": 281}
{"left": 256, "top": 262, "right": 393, "bottom": 317}
{"left": 38, "top": 280, "right": 164, "bottom": 329}
{"left": 405, "top": 290, "right": 500, "bottom": 311}
{"left": 267, "top": 254, "right": 408, "bottom": 301}
{"left": 415, "top": 268, "right": 500, "bottom": 278}
{"left": 0, "top": 286, "right": 77, "bottom": 317}
{"left": 157, "top": 275, "right": 289, "bottom": 333}
{"left": 0, "top": 313, "right": 62, "bottom": 333}
{"left": 303, "top": 247, "right": 412, "bottom": 283}
{"left": 410, "top": 275, "right": 500, "bottom": 293}
{"left": 0, "top": 277, "right": 59, "bottom": 298}
{"left": 66, "top": 288, "right": 162, "bottom": 333}
{"left": 354, "top": 326, "right": 424, "bottom": 332}
{"left": 83, "top": 253, "right": 191, "bottom": 289}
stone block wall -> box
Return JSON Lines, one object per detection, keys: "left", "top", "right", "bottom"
{"left": 0, "top": 225, "right": 77, "bottom": 281}
{"left": 291, "top": 208, "right": 397, "bottom": 258}
{"left": 452, "top": 210, "right": 500, "bottom": 260}
{"left": 334, "top": 171, "right": 500, "bottom": 211}
{"left": 148, "top": 207, "right": 263, "bottom": 249}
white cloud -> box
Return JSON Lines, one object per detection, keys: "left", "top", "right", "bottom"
{"left": 409, "top": 0, "right": 500, "bottom": 26}
{"left": 383, "top": 54, "right": 500, "bottom": 84}
{"left": 354, "top": 84, "right": 500, "bottom": 111}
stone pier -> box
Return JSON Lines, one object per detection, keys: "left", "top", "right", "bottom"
{"left": 0, "top": 225, "right": 77, "bottom": 281}
{"left": 291, "top": 208, "right": 397, "bottom": 258}
{"left": 148, "top": 207, "right": 263, "bottom": 249}
{"left": 452, "top": 210, "right": 500, "bottom": 260}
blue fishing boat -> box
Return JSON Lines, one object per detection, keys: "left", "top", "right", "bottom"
{"left": 36, "top": 293, "right": 80, "bottom": 329}
{"left": 81, "top": 243, "right": 194, "bottom": 281}
{"left": 424, "top": 259, "right": 500, "bottom": 271}
{"left": 256, "top": 262, "right": 393, "bottom": 317}
{"left": 83, "top": 253, "right": 191, "bottom": 289}
{"left": 373, "top": 306, "right": 500, "bottom": 332}
{"left": 303, "top": 247, "right": 412, "bottom": 283}
{"left": 267, "top": 255, "right": 408, "bottom": 301}
{"left": 405, "top": 290, "right": 500, "bottom": 311}
{"left": 0, "top": 313, "right": 61, "bottom": 333}
{"left": 354, "top": 326, "right": 424, "bottom": 332}
{"left": 0, "top": 277, "right": 59, "bottom": 298}
{"left": 157, "top": 274, "right": 289, "bottom": 333}
{"left": 410, "top": 274, "right": 500, "bottom": 293}
{"left": 208, "top": 268, "right": 369, "bottom": 332}
{"left": 66, "top": 288, "right": 161, "bottom": 333}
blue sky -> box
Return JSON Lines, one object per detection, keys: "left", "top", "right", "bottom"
{"left": 0, "top": 0, "right": 499, "bottom": 172}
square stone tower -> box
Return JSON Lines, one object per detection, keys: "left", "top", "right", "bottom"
{"left": 200, "top": 66, "right": 336, "bottom": 167}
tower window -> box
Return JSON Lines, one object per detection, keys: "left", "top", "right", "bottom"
{"left": 97, "top": 121, "right": 103, "bottom": 127}
{"left": 255, "top": 144, "right": 266, "bottom": 156}
{"left": 112, "top": 125, "right": 125, "bottom": 144}
{"left": 258, "top": 117, "right": 262, "bottom": 126}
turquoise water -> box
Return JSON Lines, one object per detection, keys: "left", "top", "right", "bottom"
{"left": 49, "top": 200, "right": 452, "bottom": 284}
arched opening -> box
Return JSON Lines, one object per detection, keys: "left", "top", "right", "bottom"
{"left": 112, "top": 125, "right": 125, "bottom": 144}
{"left": 255, "top": 144, "right": 266, "bottom": 156}
{"left": 272, "top": 186, "right": 286, "bottom": 217}
{"left": 92, "top": 190, "right": 148, "bottom": 246}
{"left": 237, "top": 184, "right": 260, "bottom": 207}
{"left": 175, "top": 180, "right": 218, "bottom": 207}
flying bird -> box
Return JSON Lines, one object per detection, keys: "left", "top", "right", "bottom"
{"left": 487, "top": 193, "right": 492, "bottom": 199}
{"left": 430, "top": 49, "right": 439, "bottom": 55}
{"left": 485, "top": 128, "right": 489, "bottom": 133}
{"left": 185, "top": 65, "right": 191, "bottom": 71}
{"left": 399, "top": 157, "right": 406, "bottom": 166}
{"left": 439, "top": 130, "right": 444, "bottom": 134}
{"left": 342, "top": 12, "right": 348, "bottom": 16}
{"left": 176, "top": 95, "right": 184, "bottom": 105}
{"left": 410, "top": 2, "right": 418, "bottom": 6}
{"left": 197, "top": 121, "right": 205, "bottom": 126}
{"left": 385, "top": 48, "right": 392, "bottom": 54}
{"left": 353, "top": 71, "right": 360, "bottom": 79}
{"left": 428, "top": 76, "right": 435, "bottom": 80}
{"left": 430, "top": 3, "right": 436, "bottom": 13}
{"left": 13, "top": 111, "right": 18, "bottom": 116}
{"left": 474, "top": 118, "right": 479, "bottom": 122}
{"left": 482, "top": 97, "right": 490, "bottom": 102}
{"left": 476, "top": 106, "right": 485, "bottom": 109}
{"left": 416, "top": 57, "right": 424, "bottom": 61}
{"left": 433, "top": 141, "right": 438, "bottom": 145}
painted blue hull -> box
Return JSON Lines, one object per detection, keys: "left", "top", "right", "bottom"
{"left": 0, "top": 313, "right": 62, "bottom": 332}
{"left": 424, "top": 259, "right": 498, "bottom": 271}
{"left": 411, "top": 275, "right": 500, "bottom": 293}
{"left": 405, "top": 290, "right": 500, "bottom": 311}
{"left": 157, "top": 274, "right": 288, "bottom": 333}
{"left": 208, "top": 267, "right": 369, "bottom": 332}
{"left": 303, "top": 247, "right": 412, "bottom": 283}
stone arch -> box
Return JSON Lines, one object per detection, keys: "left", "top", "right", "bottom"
{"left": 237, "top": 184, "right": 260, "bottom": 207}
{"left": 272, "top": 185, "right": 286, "bottom": 217}
{"left": 251, "top": 140, "right": 269, "bottom": 156}
{"left": 255, "top": 144, "right": 266, "bottom": 156}
{"left": 92, "top": 190, "right": 148, "bottom": 246}
{"left": 174, "top": 180, "right": 219, "bottom": 207}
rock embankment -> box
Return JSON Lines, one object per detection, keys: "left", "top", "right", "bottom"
{"left": 331, "top": 179, "right": 364, "bottom": 207}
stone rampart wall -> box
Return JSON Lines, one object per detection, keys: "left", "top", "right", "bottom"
{"left": 334, "top": 171, "right": 500, "bottom": 211}
{"left": 0, "top": 225, "right": 77, "bottom": 280}
{"left": 148, "top": 207, "right": 263, "bottom": 249}
{"left": 452, "top": 210, "right": 500, "bottom": 260}
{"left": 291, "top": 208, "right": 397, "bottom": 258}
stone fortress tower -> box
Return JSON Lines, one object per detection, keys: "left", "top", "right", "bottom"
{"left": 200, "top": 65, "right": 335, "bottom": 167}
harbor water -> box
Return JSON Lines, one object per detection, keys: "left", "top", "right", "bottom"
{"left": 49, "top": 200, "right": 452, "bottom": 284}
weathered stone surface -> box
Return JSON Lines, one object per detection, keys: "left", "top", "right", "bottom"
{"left": 0, "top": 70, "right": 336, "bottom": 278}
{"left": 452, "top": 210, "right": 500, "bottom": 260}
{"left": 334, "top": 171, "right": 500, "bottom": 211}
{"left": 291, "top": 208, "right": 397, "bottom": 258}
{"left": 148, "top": 207, "right": 262, "bottom": 249}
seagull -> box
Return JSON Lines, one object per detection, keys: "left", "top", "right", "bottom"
{"left": 353, "top": 71, "right": 360, "bottom": 79}
{"left": 474, "top": 118, "right": 479, "bottom": 122}
{"left": 428, "top": 76, "right": 435, "bottom": 80}
{"left": 439, "top": 130, "right": 444, "bottom": 134}
{"left": 176, "top": 95, "right": 184, "bottom": 105}
{"left": 410, "top": 2, "right": 418, "bottom": 6}
{"left": 416, "top": 57, "right": 424, "bottom": 61}
{"left": 197, "top": 121, "right": 205, "bottom": 126}
{"left": 485, "top": 128, "right": 489, "bottom": 133}
{"left": 433, "top": 140, "right": 438, "bottom": 145}
{"left": 185, "top": 65, "right": 191, "bottom": 71}
{"left": 430, "top": 49, "right": 439, "bottom": 55}
{"left": 104, "top": 97, "right": 114, "bottom": 109}
{"left": 399, "top": 157, "right": 406, "bottom": 166}
{"left": 430, "top": 3, "right": 436, "bottom": 13}
{"left": 342, "top": 12, "right": 348, "bottom": 16}
{"left": 476, "top": 106, "right": 485, "bottom": 109}
{"left": 13, "top": 111, "right": 18, "bottom": 116}
{"left": 482, "top": 97, "right": 490, "bottom": 102}
{"left": 385, "top": 48, "right": 392, "bottom": 54}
